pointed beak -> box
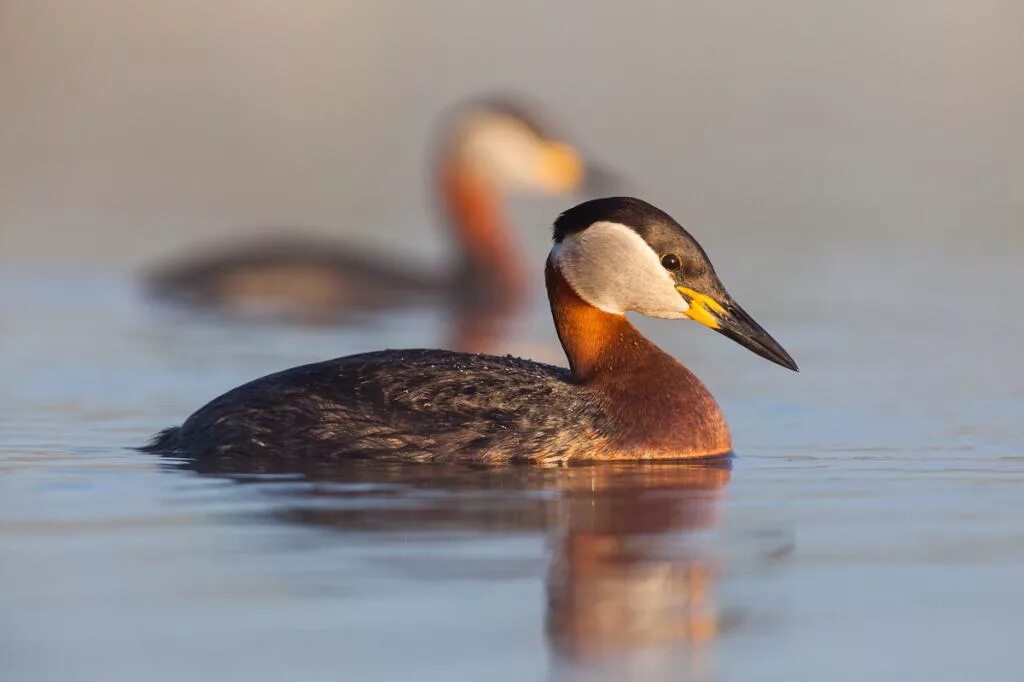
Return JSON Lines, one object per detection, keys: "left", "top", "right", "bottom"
{"left": 536, "top": 143, "right": 585, "bottom": 194}
{"left": 536, "top": 143, "right": 625, "bottom": 196}
{"left": 676, "top": 287, "right": 799, "bottom": 371}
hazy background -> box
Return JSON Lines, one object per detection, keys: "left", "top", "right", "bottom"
{"left": 4, "top": 4, "right": 1024, "bottom": 681}
{"left": 3, "top": 0, "right": 1022, "bottom": 267}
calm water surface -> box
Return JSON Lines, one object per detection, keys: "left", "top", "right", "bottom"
{"left": 2, "top": 236, "right": 1023, "bottom": 681}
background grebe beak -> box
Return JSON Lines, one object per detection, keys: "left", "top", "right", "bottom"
{"left": 676, "top": 286, "right": 799, "bottom": 371}
{"left": 534, "top": 143, "right": 624, "bottom": 196}
{"left": 535, "top": 142, "right": 585, "bottom": 193}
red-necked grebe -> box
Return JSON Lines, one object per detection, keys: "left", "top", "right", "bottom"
{"left": 144, "top": 197, "right": 797, "bottom": 464}
{"left": 146, "top": 97, "right": 609, "bottom": 328}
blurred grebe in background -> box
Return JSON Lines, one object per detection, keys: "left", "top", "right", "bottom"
{"left": 146, "top": 97, "right": 613, "bottom": 344}
{"left": 144, "top": 198, "right": 797, "bottom": 465}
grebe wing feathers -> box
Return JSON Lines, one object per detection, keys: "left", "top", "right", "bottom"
{"left": 163, "top": 350, "right": 603, "bottom": 464}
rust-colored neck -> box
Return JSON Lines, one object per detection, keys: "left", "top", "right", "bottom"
{"left": 545, "top": 261, "right": 637, "bottom": 381}
{"left": 545, "top": 262, "right": 732, "bottom": 457}
{"left": 438, "top": 161, "right": 526, "bottom": 309}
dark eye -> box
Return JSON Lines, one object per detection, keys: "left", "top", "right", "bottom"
{"left": 661, "top": 253, "right": 681, "bottom": 271}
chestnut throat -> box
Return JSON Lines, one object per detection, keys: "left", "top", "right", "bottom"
{"left": 545, "top": 262, "right": 731, "bottom": 457}
{"left": 438, "top": 162, "right": 525, "bottom": 309}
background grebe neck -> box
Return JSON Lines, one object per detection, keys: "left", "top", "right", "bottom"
{"left": 437, "top": 159, "right": 526, "bottom": 310}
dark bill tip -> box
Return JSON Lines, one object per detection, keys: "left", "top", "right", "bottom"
{"left": 716, "top": 300, "right": 799, "bottom": 372}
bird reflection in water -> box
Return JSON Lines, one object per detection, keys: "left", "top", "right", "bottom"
{"left": 545, "top": 462, "right": 729, "bottom": 678}
{"left": 158, "top": 453, "right": 732, "bottom": 678}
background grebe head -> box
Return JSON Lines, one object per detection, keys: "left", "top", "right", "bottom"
{"left": 437, "top": 97, "right": 615, "bottom": 310}
{"left": 441, "top": 97, "right": 588, "bottom": 194}
{"left": 549, "top": 197, "right": 798, "bottom": 371}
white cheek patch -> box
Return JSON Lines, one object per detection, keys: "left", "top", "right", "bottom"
{"left": 459, "top": 115, "right": 539, "bottom": 189}
{"left": 551, "top": 222, "right": 690, "bottom": 319}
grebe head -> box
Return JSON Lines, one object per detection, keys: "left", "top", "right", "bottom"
{"left": 550, "top": 197, "right": 799, "bottom": 371}
{"left": 447, "top": 98, "right": 587, "bottom": 195}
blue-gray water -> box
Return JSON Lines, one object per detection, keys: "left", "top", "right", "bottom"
{"left": 2, "top": 231, "right": 1022, "bottom": 682}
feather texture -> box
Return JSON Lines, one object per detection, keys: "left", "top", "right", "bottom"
{"left": 144, "top": 350, "right": 613, "bottom": 465}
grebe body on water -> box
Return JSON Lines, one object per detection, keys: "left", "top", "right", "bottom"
{"left": 145, "top": 198, "right": 796, "bottom": 464}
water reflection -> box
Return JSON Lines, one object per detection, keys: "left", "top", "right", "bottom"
{"left": 546, "top": 464, "right": 729, "bottom": 671}
{"left": 160, "top": 454, "right": 731, "bottom": 678}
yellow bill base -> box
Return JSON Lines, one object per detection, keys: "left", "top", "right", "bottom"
{"left": 676, "top": 286, "right": 726, "bottom": 330}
